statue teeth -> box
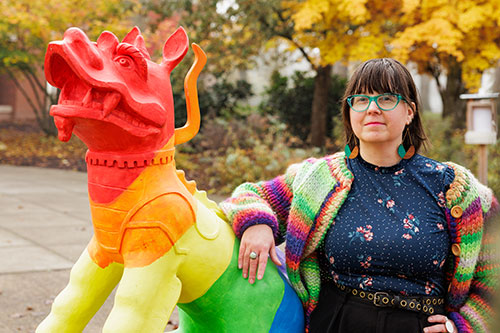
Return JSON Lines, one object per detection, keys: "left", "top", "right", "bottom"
{"left": 103, "top": 92, "right": 121, "bottom": 117}
{"left": 82, "top": 88, "right": 93, "bottom": 107}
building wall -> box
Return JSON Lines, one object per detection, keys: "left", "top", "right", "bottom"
{"left": 0, "top": 74, "right": 16, "bottom": 121}
{"left": 0, "top": 71, "right": 42, "bottom": 122}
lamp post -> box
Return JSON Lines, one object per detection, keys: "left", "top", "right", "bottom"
{"left": 459, "top": 93, "right": 499, "bottom": 185}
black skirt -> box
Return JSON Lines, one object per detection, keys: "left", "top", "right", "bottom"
{"left": 309, "top": 283, "right": 445, "bottom": 333}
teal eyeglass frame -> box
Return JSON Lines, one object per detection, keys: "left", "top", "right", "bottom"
{"left": 347, "top": 93, "right": 407, "bottom": 112}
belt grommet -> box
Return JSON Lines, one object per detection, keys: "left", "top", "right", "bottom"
{"left": 352, "top": 289, "right": 358, "bottom": 296}
{"left": 416, "top": 304, "right": 421, "bottom": 310}
{"left": 368, "top": 293, "right": 374, "bottom": 300}
{"left": 400, "top": 300, "right": 407, "bottom": 307}
{"left": 409, "top": 302, "right": 415, "bottom": 309}
{"left": 432, "top": 299, "right": 437, "bottom": 305}
{"left": 423, "top": 305, "right": 428, "bottom": 313}
{"left": 359, "top": 291, "right": 365, "bottom": 298}
{"left": 429, "top": 307, "right": 434, "bottom": 314}
{"left": 426, "top": 299, "right": 431, "bottom": 305}
{"left": 382, "top": 297, "right": 389, "bottom": 305}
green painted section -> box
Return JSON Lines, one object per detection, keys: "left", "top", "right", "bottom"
{"left": 177, "top": 240, "right": 285, "bottom": 332}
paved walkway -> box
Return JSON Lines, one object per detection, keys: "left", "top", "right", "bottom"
{"left": 0, "top": 165, "right": 223, "bottom": 332}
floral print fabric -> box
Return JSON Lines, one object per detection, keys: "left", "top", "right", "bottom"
{"left": 323, "top": 154, "right": 454, "bottom": 296}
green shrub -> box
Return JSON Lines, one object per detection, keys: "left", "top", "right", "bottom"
{"left": 177, "top": 112, "right": 321, "bottom": 195}
{"left": 173, "top": 78, "right": 253, "bottom": 128}
{"left": 260, "top": 70, "right": 346, "bottom": 141}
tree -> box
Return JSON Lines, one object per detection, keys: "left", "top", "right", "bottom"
{"left": 135, "top": 1, "right": 270, "bottom": 130}
{"left": 227, "top": 0, "right": 401, "bottom": 146}
{"left": 0, "top": 0, "right": 138, "bottom": 135}
{"left": 391, "top": 0, "right": 500, "bottom": 128}
{"left": 261, "top": 70, "right": 346, "bottom": 142}
{"left": 141, "top": 0, "right": 371, "bottom": 146}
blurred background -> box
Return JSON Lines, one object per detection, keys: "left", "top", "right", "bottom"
{"left": 0, "top": 0, "right": 499, "bottom": 331}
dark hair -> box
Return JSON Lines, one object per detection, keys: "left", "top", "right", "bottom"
{"left": 341, "top": 58, "right": 428, "bottom": 153}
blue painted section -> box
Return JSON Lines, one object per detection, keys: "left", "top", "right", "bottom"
{"left": 269, "top": 270, "right": 304, "bottom": 332}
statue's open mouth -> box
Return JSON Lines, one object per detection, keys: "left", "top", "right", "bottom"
{"left": 46, "top": 52, "right": 162, "bottom": 140}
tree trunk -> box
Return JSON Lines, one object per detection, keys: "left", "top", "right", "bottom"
{"left": 309, "top": 64, "right": 332, "bottom": 147}
{"left": 439, "top": 58, "right": 467, "bottom": 129}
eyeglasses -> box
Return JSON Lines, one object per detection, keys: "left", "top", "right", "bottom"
{"left": 347, "top": 93, "right": 407, "bottom": 112}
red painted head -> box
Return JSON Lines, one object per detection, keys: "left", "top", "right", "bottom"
{"left": 44, "top": 26, "right": 189, "bottom": 153}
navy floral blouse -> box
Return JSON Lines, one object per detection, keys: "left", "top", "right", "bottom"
{"left": 323, "top": 154, "right": 455, "bottom": 296}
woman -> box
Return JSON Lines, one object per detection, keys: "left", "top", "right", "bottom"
{"left": 220, "top": 58, "right": 499, "bottom": 333}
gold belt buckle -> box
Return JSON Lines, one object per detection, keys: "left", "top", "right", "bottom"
{"left": 373, "top": 292, "right": 390, "bottom": 307}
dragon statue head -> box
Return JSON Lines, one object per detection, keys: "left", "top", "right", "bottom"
{"left": 45, "top": 26, "right": 201, "bottom": 153}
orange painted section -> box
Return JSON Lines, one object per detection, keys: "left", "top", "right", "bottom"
{"left": 87, "top": 147, "right": 197, "bottom": 268}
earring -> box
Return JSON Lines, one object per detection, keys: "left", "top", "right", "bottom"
{"left": 344, "top": 135, "right": 359, "bottom": 159}
{"left": 397, "top": 128, "right": 415, "bottom": 159}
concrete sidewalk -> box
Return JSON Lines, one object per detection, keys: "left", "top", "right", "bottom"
{"left": 0, "top": 165, "right": 213, "bottom": 332}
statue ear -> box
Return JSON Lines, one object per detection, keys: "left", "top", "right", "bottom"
{"left": 162, "top": 27, "right": 188, "bottom": 72}
{"left": 97, "top": 31, "right": 119, "bottom": 55}
{"left": 122, "top": 26, "right": 151, "bottom": 60}
{"left": 122, "top": 26, "right": 140, "bottom": 44}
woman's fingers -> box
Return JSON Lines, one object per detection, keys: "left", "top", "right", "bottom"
{"left": 241, "top": 246, "right": 250, "bottom": 279}
{"left": 423, "top": 324, "right": 446, "bottom": 333}
{"left": 248, "top": 251, "right": 260, "bottom": 283}
{"left": 269, "top": 245, "right": 282, "bottom": 266}
{"left": 239, "top": 224, "right": 276, "bottom": 283}
{"left": 427, "top": 315, "right": 447, "bottom": 323}
{"left": 238, "top": 242, "right": 245, "bottom": 269}
{"left": 256, "top": 252, "right": 268, "bottom": 280}
{"left": 424, "top": 315, "right": 456, "bottom": 333}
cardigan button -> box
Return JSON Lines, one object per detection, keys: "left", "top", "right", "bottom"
{"left": 451, "top": 243, "right": 461, "bottom": 256}
{"left": 451, "top": 206, "right": 463, "bottom": 218}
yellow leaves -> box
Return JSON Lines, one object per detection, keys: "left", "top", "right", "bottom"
{"left": 0, "top": 0, "right": 140, "bottom": 70}
{"left": 292, "top": 0, "right": 329, "bottom": 30}
{"left": 337, "top": 0, "right": 369, "bottom": 24}
{"left": 292, "top": 0, "right": 370, "bottom": 30}
{"left": 402, "top": 0, "right": 419, "bottom": 14}
{"left": 391, "top": 0, "right": 500, "bottom": 89}
{"left": 457, "top": 5, "right": 488, "bottom": 33}
{"left": 289, "top": 0, "right": 390, "bottom": 66}
{"left": 285, "top": 0, "right": 500, "bottom": 92}
{"left": 348, "top": 28, "right": 389, "bottom": 62}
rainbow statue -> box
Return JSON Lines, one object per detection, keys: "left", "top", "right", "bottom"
{"left": 36, "top": 26, "right": 304, "bottom": 332}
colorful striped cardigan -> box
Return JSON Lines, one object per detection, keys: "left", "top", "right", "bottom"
{"left": 220, "top": 152, "right": 499, "bottom": 333}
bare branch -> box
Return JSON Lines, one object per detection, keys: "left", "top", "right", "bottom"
{"left": 21, "top": 68, "right": 44, "bottom": 109}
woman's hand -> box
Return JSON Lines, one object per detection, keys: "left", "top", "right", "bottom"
{"left": 239, "top": 224, "right": 282, "bottom": 284}
{"left": 424, "top": 315, "right": 457, "bottom": 333}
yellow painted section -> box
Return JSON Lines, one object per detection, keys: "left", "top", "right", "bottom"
{"left": 177, "top": 194, "right": 235, "bottom": 303}
{"left": 36, "top": 250, "right": 124, "bottom": 333}
{"left": 101, "top": 196, "right": 235, "bottom": 331}
{"left": 38, "top": 184, "right": 234, "bottom": 332}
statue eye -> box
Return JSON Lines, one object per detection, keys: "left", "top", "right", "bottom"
{"left": 115, "top": 56, "right": 134, "bottom": 68}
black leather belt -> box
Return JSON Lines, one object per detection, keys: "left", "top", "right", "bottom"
{"left": 334, "top": 282, "right": 445, "bottom": 315}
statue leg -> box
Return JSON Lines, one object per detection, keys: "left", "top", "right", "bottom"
{"left": 102, "top": 250, "right": 183, "bottom": 333}
{"left": 36, "top": 246, "right": 124, "bottom": 332}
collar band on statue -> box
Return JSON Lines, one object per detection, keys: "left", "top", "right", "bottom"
{"left": 85, "top": 148, "right": 175, "bottom": 168}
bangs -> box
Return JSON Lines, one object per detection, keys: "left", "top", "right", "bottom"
{"left": 350, "top": 59, "right": 407, "bottom": 96}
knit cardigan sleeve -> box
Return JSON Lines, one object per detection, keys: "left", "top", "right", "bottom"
{"left": 219, "top": 161, "right": 302, "bottom": 244}
{"left": 445, "top": 163, "right": 500, "bottom": 333}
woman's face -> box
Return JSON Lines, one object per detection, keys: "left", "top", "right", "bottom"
{"left": 349, "top": 92, "right": 414, "bottom": 150}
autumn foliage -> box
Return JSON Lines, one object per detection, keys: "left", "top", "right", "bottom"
{"left": 0, "top": 0, "right": 139, "bottom": 135}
